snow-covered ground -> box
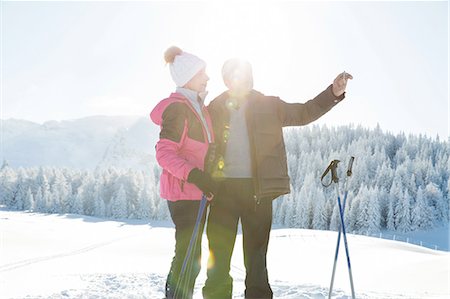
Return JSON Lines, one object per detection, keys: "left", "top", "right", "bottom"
{"left": 0, "top": 211, "right": 448, "bottom": 299}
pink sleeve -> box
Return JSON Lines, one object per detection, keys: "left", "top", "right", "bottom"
{"left": 155, "top": 138, "right": 196, "bottom": 181}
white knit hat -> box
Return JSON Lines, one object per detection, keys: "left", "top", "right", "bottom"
{"left": 164, "top": 46, "right": 206, "bottom": 87}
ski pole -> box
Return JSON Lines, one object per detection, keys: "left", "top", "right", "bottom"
{"left": 322, "top": 157, "right": 355, "bottom": 299}
{"left": 334, "top": 177, "right": 355, "bottom": 299}
{"left": 329, "top": 190, "right": 347, "bottom": 299}
{"left": 328, "top": 157, "right": 354, "bottom": 299}
{"left": 174, "top": 194, "right": 208, "bottom": 299}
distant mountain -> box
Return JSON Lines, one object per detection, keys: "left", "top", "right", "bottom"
{"left": 1, "top": 116, "right": 160, "bottom": 170}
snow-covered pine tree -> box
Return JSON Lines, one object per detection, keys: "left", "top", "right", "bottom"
{"left": 154, "top": 194, "right": 169, "bottom": 220}
{"left": 35, "top": 168, "right": 51, "bottom": 209}
{"left": 94, "top": 195, "right": 106, "bottom": 218}
{"left": 137, "top": 185, "right": 152, "bottom": 219}
{"left": 357, "top": 186, "right": 381, "bottom": 234}
{"left": 72, "top": 187, "right": 85, "bottom": 215}
{"left": 388, "top": 176, "right": 403, "bottom": 230}
{"left": 312, "top": 188, "right": 328, "bottom": 230}
{"left": 348, "top": 196, "right": 360, "bottom": 233}
{"left": 8, "top": 170, "right": 29, "bottom": 210}
{"left": 0, "top": 162, "right": 16, "bottom": 206}
{"left": 411, "top": 187, "right": 434, "bottom": 230}
{"left": 34, "top": 187, "right": 45, "bottom": 212}
{"left": 355, "top": 186, "right": 370, "bottom": 234}
{"left": 395, "top": 190, "right": 412, "bottom": 233}
{"left": 329, "top": 203, "right": 340, "bottom": 231}
{"left": 78, "top": 176, "right": 97, "bottom": 216}
{"left": 23, "top": 187, "right": 34, "bottom": 211}
{"left": 111, "top": 184, "right": 128, "bottom": 219}
{"left": 425, "top": 182, "right": 446, "bottom": 224}
{"left": 52, "top": 170, "right": 70, "bottom": 213}
{"left": 283, "top": 185, "right": 297, "bottom": 227}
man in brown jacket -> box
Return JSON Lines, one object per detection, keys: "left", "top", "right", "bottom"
{"left": 202, "top": 59, "right": 353, "bottom": 299}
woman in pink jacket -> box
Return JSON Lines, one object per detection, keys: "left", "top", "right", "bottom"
{"left": 150, "top": 46, "right": 216, "bottom": 299}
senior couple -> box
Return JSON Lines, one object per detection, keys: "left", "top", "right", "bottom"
{"left": 150, "top": 46, "right": 353, "bottom": 299}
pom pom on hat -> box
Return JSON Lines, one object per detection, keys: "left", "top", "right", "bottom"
{"left": 164, "top": 46, "right": 183, "bottom": 64}
{"left": 164, "top": 46, "right": 206, "bottom": 87}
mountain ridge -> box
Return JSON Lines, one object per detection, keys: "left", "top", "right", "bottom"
{"left": 1, "top": 115, "right": 159, "bottom": 169}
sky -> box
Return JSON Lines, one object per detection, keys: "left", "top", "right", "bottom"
{"left": 1, "top": 0, "right": 449, "bottom": 139}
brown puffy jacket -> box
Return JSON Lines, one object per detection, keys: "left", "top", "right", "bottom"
{"left": 207, "top": 84, "right": 344, "bottom": 201}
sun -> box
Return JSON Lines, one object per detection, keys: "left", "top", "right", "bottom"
{"left": 192, "top": 2, "right": 302, "bottom": 95}
{"left": 187, "top": 1, "right": 322, "bottom": 98}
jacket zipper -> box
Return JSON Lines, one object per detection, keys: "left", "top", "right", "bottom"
{"left": 253, "top": 195, "right": 261, "bottom": 211}
{"left": 244, "top": 93, "right": 261, "bottom": 211}
{"left": 191, "top": 103, "right": 211, "bottom": 144}
{"left": 179, "top": 98, "right": 207, "bottom": 194}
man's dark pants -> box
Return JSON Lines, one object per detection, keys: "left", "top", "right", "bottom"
{"left": 203, "top": 178, "right": 273, "bottom": 299}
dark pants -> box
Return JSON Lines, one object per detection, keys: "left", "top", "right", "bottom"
{"left": 203, "top": 179, "right": 273, "bottom": 299}
{"left": 166, "top": 200, "right": 207, "bottom": 299}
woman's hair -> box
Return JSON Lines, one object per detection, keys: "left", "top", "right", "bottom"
{"left": 164, "top": 46, "right": 183, "bottom": 64}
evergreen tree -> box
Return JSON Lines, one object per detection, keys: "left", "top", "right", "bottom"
{"left": 447, "top": 178, "right": 450, "bottom": 220}
{"left": 52, "top": 170, "right": 70, "bottom": 213}
{"left": 48, "top": 189, "right": 62, "bottom": 214}
{"left": 329, "top": 203, "right": 340, "bottom": 231}
{"left": 312, "top": 189, "right": 328, "bottom": 230}
{"left": 275, "top": 196, "right": 288, "bottom": 225}
{"left": 356, "top": 186, "right": 370, "bottom": 234}
{"left": 35, "top": 168, "right": 51, "bottom": 207}
{"left": 283, "top": 187, "right": 296, "bottom": 227}
{"left": 0, "top": 163, "right": 16, "bottom": 206}
{"left": 425, "top": 182, "right": 446, "bottom": 224}
{"left": 388, "top": 176, "right": 403, "bottom": 230}
{"left": 367, "top": 187, "right": 381, "bottom": 233}
{"left": 111, "top": 184, "right": 127, "bottom": 219}
{"left": 154, "top": 195, "right": 169, "bottom": 220}
{"left": 80, "top": 177, "right": 98, "bottom": 216}
{"left": 34, "top": 187, "right": 45, "bottom": 212}
{"left": 348, "top": 197, "right": 360, "bottom": 233}
{"left": 9, "top": 170, "right": 28, "bottom": 210}
{"left": 23, "top": 187, "right": 34, "bottom": 211}
{"left": 94, "top": 196, "right": 106, "bottom": 218}
{"left": 359, "top": 187, "right": 381, "bottom": 234}
{"left": 296, "top": 185, "right": 310, "bottom": 228}
{"left": 324, "top": 196, "right": 333, "bottom": 230}
{"left": 411, "top": 187, "right": 433, "bottom": 230}
{"left": 395, "top": 190, "right": 412, "bottom": 233}
{"left": 137, "top": 186, "right": 152, "bottom": 219}
{"left": 71, "top": 186, "right": 85, "bottom": 215}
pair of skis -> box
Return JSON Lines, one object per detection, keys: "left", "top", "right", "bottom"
{"left": 321, "top": 157, "right": 356, "bottom": 299}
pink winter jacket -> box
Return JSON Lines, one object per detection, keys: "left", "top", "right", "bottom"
{"left": 150, "top": 93, "right": 215, "bottom": 201}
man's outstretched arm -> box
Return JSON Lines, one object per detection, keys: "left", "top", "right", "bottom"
{"left": 278, "top": 72, "right": 353, "bottom": 127}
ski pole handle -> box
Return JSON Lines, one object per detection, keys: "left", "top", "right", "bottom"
{"left": 346, "top": 156, "right": 355, "bottom": 177}
{"left": 331, "top": 160, "right": 339, "bottom": 183}
{"left": 321, "top": 160, "right": 340, "bottom": 187}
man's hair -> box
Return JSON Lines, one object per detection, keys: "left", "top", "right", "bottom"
{"left": 222, "top": 58, "right": 253, "bottom": 81}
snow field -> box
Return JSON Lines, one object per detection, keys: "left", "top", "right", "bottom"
{"left": 1, "top": 211, "right": 448, "bottom": 298}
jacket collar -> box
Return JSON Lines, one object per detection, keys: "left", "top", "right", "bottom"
{"left": 215, "top": 89, "right": 264, "bottom": 104}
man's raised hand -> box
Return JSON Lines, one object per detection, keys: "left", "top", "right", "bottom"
{"left": 332, "top": 71, "right": 353, "bottom": 97}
